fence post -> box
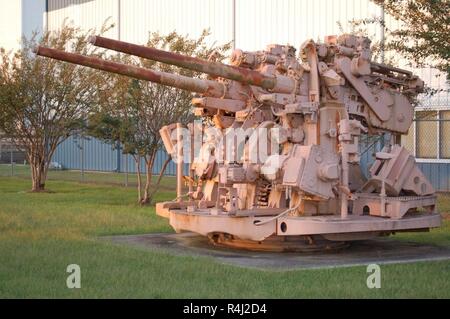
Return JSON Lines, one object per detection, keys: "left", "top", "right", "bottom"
{"left": 116, "top": 141, "right": 121, "bottom": 173}
{"left": 10, "top": 148, "right": 14, "bottom": 176}
{"left": 125, "top": 153, "right": 128, "bottom": 187}
{"left": 81, "top": 135, "right": 85, "bottom": 182}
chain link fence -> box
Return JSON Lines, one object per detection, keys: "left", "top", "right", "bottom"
{"left": 402, "top": 111, "right": 450, "bottom": 160}
{"left": 0, "top": 139, "right": 28, "bottom": 179}
{"left": 401, "top": 111, "right": 450, "bottom": 193}
{"left": 0, "top": 138, "right": 176, "bottom": 189}
{"left": 358, "top": 115, "right": 450, "bottom": 194}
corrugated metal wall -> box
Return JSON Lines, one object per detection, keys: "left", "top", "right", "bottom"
{"left": 418, "top": 163, "right": 450, "bottom": 192}
{"left": 118, "top": 0, "right": 232, "bottom": 46}
{"left": 235, "top": 0, "right": 382, "bottom": 50}
{"left": 52, "top": 135, "right": 186, "bottom": 175}
{"left": 47, "top": 0, "right": 449, "bottom": 191}
{"left": 47, "top": 0, "right": 385, "bottom": 53}
{"left": 47, "top": 0, "right": 119, "bottom": 39}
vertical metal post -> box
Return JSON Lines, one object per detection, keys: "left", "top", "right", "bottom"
{"left": 10, "top": 148, "right": 14, "bottom": 176}
{"left": 117, "top": 0, "right": 121, "bottom": 41}
{"left": 340, "top": 148, "right": 349, "bottom": 219}
{"left": 176, "top": 123, "right": 183, "bottom": 202}
{"left": 81, "top": 135, "right": 85, "bottom": 182}
{"left": 232, "top": 0, "right": 236, "bottom": 50}
{"left": 413, "top": 116, "right": 417, "bottom": 157}
{"left": 380, "top": 2, "right": 385, "bottom": 64}
{"left": 44, "top": 0, "right": 49, "bottom": 33}
{"left": 125, "top": 154, "right": 128, "bottom": 187}
{"left": 116, "top": 141, "right": 121, "bottom": 172}
{"left": 380, "top": 179, "right": 386, "bottom": 217}
{"left": 437, "top": 111, "right": 441, "bottom": 159}
{"left": 189, "top": 127, "right": 194, "bottom": 195}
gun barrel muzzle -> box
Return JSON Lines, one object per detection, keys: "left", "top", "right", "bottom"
{"left": 34, "top": 46, "right": 225, "bottom": 97}
{"left": 89, "top": 36, "right": 276, "bottom": 90}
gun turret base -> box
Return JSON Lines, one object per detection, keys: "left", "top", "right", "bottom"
{"left": 156, "top": 202, "right": 441, "bottom": 251}
{"left": 207, "top": 233, "right": 349, "bottom": 252}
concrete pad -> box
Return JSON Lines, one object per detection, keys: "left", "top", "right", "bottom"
{"left": 101, "top": 232, "right": 450, "bottom": 270}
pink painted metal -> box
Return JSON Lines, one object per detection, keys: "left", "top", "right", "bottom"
{"left": 88, "top": 35, "right": 276, "bottom": 89}
{"left": 34, "top": 46, "right": 225, "bottom": 97}
{"left": 36, "top": 33, "right": 440, "bottom": 250}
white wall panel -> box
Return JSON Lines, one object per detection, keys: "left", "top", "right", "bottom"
{"left": 119, "top": 0, "right": 232, "bottom": 46}
{"left": 48, "top": 0, "right": 119, "bottom": 39}
{"left": 0, "top": 0, "right": 23, "bottom": 51}
{"left": 235, "top": 0, "right": 382, "bottom": 51}
{"left": 22, "top": 0, "right": 46, "bottom": 40}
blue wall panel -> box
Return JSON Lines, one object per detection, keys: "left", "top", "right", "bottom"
{"left": 52, "top": 135, "right": 188, "bottom": 175}
{"left": 358, "top": 135, "right": 386, "bottom": 178}
{"left": 417, "top": 163, "right": 450, "bottom": 192}
{"left": 53, "top": 135, "right": 450, "bottom": 191}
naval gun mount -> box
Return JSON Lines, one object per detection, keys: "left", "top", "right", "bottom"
{"left": 35, "top": 33, "right": 441, "bottom": 251}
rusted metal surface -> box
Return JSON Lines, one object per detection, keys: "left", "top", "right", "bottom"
{"left": 168, "top": 211, "right": 276, "bottom": 242}
{"left": 337, "top": 56, "right": 391, "bottom": 121}
{"left": 37, "top": 33, "right": 440, "bottom": 251}
{"left": 208, "top": 233, "right": 349, "bottom": 252}
{"left": 34, "top": 46, "right": 225, "bottom": 96}
{"left": 89, "top": 35, "right": 276, "bottom": 89}
{"left": 276, "top": 213, "right": 441, "bottom": 236}
{"left": 159, "top": 207, "right": 441, "bottom": 242}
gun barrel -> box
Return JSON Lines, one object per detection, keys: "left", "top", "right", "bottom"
{"left": 89, "top": 36, "right": 276, "bottom": 89}
{"left": 34, "top": 46, "right": 225, "bottom": 97}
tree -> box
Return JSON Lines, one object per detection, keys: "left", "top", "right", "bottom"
{"left": 89, "top": 30, "right": 231, "bottom": 205}
{"left": 0, "top": 23, "right": 111, "bottom": 191}
{"left": 352, "top": 0, "right": 449, "bottom": 79}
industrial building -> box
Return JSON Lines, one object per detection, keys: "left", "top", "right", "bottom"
{"left": 0, "top": 0, "right": 448, "bottom": 190}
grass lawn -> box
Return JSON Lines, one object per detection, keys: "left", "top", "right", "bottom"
{"left": 0, "top": 173, "right": 449, "bottom": 298}
{"left": 0, "top": 164, "right": 176, "bottom": 189}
